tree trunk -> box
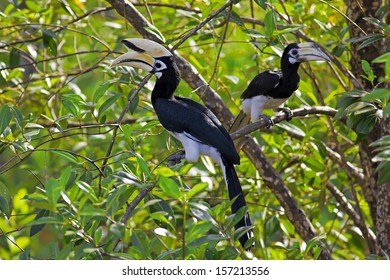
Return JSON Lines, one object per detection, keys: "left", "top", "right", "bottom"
{"left": 344, "top": 0, "right": 390, "bottom": 257}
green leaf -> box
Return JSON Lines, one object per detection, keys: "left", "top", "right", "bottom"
{"left": 146, "top": 194, "right": 175, "bottom": 225}
{"left": 26, "top": 0, "right": 42, "bottom": 12}
{"left": 45, "top": 178, "right": 62, "bottom": 207}
{"left": 361, "top": 60, "right": 375, "bottom": 82}
{"left": 158, "top": 176, "right": 180, "bottom": 199}
{"left": 186, "top": 182, "right": 208, "bottom": 199}
{"left": 42, "top": 29, "right": 58, "bottom": 56}
{"left": 378, "top": 162, "right": 390, "bottom": 184}
{"left": 129, "top": 89, "right": 139, "bottom": 115}
{"left": 304, "top": 157, "right": 325, "bottom": 172}
{"left": 362, "top": 88, "right": 390, "bottom": 102}
{"left": 384, "top": 102, "right": 390, "bottom": 118}
{"left": 264, "top": 11, "right": 275, "bottom": 37}
{"left": 304, "top": 233, "right": 326, "bottom": 256}
{"left": 62, "top": 98, "right": 79, "bottom": 116}
{"left": 355, "top": 114, "right": 376, "bottom": 134}
{"left": 372, "top": 52, "right": 390, "bottom": 63}
{"left": 243, "top": 29, "right": 266, "bottom": 39}
{"left": 30, "top": 209, "right": 50, "bottom": 237}
{"left": 277, "top": 24, "right": 305, "bottom": 35}
{"left": 11, "top": 107, "right": 23, "bottom": 128}
{"left": 98, "top": 93, "right": 121, "bottom": 117}
{"left": 144, "top": 26, "right": 165, "bottom": 43}
{"left": 363, "top": 17, "right": 390, "bottom": 33}
{"left": 154, "top": 166, "right": 176, "bottom": 177}
{"left": 52, "top": 150, "right": 79, "bottom": 164}
{"left": 188, "top": 234, "right": 225, "bottom": 247}
{"left": 186, "top": 220, "right": 213, "bottom": 242}
{"left": 226, "top": 10, "right": 244, "bottom": 27}
{"left": 0, "top": 105, "right": 12, "bottom": 135}
{"left": 122, "top": 123, "right": 133, "bottom": 139}
{"left": 265, "top": 216, "right": 280, "bottom": 236}
{"left": 80, "top": 204, "right": 106, "bottom": 217}
{"left": 136, "top": 153, "right": 152, "bottom": 179}
{"left": 358, "top": 34, "right": 384, "bottom": 50}
{"left": 93, "top": 81, "right": 113, "bottom": 103}
{"left": 254, "top": 0, "right": 267, "bottom": 9}
{"left": 369, "top": 135, "right": 390, "bottom": 148}
{"left": 372, "top": 150, "right": 390, "bottom": 162}
{"left": 0, "top": 181, "right": 12, "bottom": 219}
{"left": 9, "top": 48, "right": 20, "bottom": 68}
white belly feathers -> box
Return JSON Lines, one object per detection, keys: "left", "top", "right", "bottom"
{"left": 242, "top": 95, "right": 288, "bottom": 121}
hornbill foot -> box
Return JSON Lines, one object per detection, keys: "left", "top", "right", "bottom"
{"left": 278, "top": 107, "right": 293, "bottom": 121}
{"left": 259, "top": 114, "right": 274, "bottom": 128}
{"left": 166, "top": 150, "right": 185, "bottom": 167}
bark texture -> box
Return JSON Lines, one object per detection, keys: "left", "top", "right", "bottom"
{"left": 344, "top": 0, "right": 390, "bottom": 257}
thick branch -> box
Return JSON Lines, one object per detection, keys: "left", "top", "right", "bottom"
{"left": 230, "top": 106, "right": 337, "bottom": 141}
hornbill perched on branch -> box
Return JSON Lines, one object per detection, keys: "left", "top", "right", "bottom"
{"left": 111, "top": 38, "right": 254, "bottom": 249}
{"left": 230, "top": 42, "right": 329, "bottom": 147}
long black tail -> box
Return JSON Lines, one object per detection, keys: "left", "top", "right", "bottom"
{"left": 223, "top": 161, "right": 254, "bottom": 249}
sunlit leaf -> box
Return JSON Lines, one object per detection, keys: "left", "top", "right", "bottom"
{"left": 158, "top": 176, "right": 180, "bottom": 199}
{"left": 98, "top": 93, "right": 121, "bottom": 117}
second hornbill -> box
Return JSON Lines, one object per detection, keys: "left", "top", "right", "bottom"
{"left": 111, "top": 38, "right": 253, "bottom": 249}
{"left": 230, "top": 42, "right": 330, "bottom": 145}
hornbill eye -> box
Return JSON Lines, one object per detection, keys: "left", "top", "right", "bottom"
{"left": 154, "top": 60, "right": 167, "bottom": 71}
{"left": 291, "top": 49, "right": 298, "bottom": 56}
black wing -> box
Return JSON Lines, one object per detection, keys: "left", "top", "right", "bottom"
{"left": 241, "top": 70, "right": 282, "bottom": 99}
{"left": 154, "top": 97, "right": 240, "bottom": 165}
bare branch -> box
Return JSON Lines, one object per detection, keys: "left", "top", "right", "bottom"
{"left": 230, "top": 106, "right": 338, "bottom": 141}
{"left": 121, "top": 186, "right": 153, "bottom": 224}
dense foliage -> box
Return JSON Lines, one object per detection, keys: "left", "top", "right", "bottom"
{"left": 0, "top": 0, "right": 389, "bottom": 260}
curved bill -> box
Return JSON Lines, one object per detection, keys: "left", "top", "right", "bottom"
{"left": 110, "top": 52, "right": 155, "bottom": 72}
{"left": 297, "top": 42, "right": 330, "bottom": 62}
{"left": 121, "top": 38, "right": 172, "bottom": 58}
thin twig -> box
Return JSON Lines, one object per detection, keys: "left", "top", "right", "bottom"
{"left": 121, "top": 186, "right": 154, "bottom": 224}
{"left": 171, "top": 0, "right": 234, "bottom": 52}
{"left": 208, "top": 4, "right": 232, "bottom": 85}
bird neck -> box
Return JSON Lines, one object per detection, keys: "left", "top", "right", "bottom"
{"left": 281, "top": 59, "right": 300, "bottom": 79}
{"left": 151, "top": 58, "right": 180, "bottom": 106}
{"left": 277, "top": 56, "right": 301, "bottom": 95}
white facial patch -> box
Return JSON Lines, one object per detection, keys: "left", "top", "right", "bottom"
{"left": 289, "top": 57, "right": 297, "bottom": 64}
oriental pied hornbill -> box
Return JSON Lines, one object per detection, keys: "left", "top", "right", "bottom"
{"left": 230, "top": 42, "right": 329, "bottom": 144}
{"left": 111, "top": 38, "right": 253, "bottom": 249}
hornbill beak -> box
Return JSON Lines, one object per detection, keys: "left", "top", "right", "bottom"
{"left": 110, "top": 38, "right": 172, "bottom": 72}
{"left": 296, "top": 42, "right": 330, "bottom": 62}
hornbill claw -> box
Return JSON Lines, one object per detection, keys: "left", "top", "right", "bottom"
{"left": 259, "top": 114, "right": 274, "bottom": 128}
{"left": 278, "top": 107, "right": 293, "bottom": 121}
{"left": 166, "top": 150, "right": 185, "bottom": 167}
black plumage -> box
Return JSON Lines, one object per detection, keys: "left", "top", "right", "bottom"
{"left": 111, "top": 39, "right": 253, "bottom": 249}
{"left": 230, "top": 42, "right": 330, "bottom": 148}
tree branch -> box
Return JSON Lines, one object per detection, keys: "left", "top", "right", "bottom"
{"left": 230, "top": 106, "right": 337, "bottom": 141}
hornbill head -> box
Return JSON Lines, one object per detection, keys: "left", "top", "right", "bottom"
{"left": 111, "top": 38, "right": 173, "bottom": 79}
{"left": 284, "top": 42, "right": 330, "bottom": 64}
